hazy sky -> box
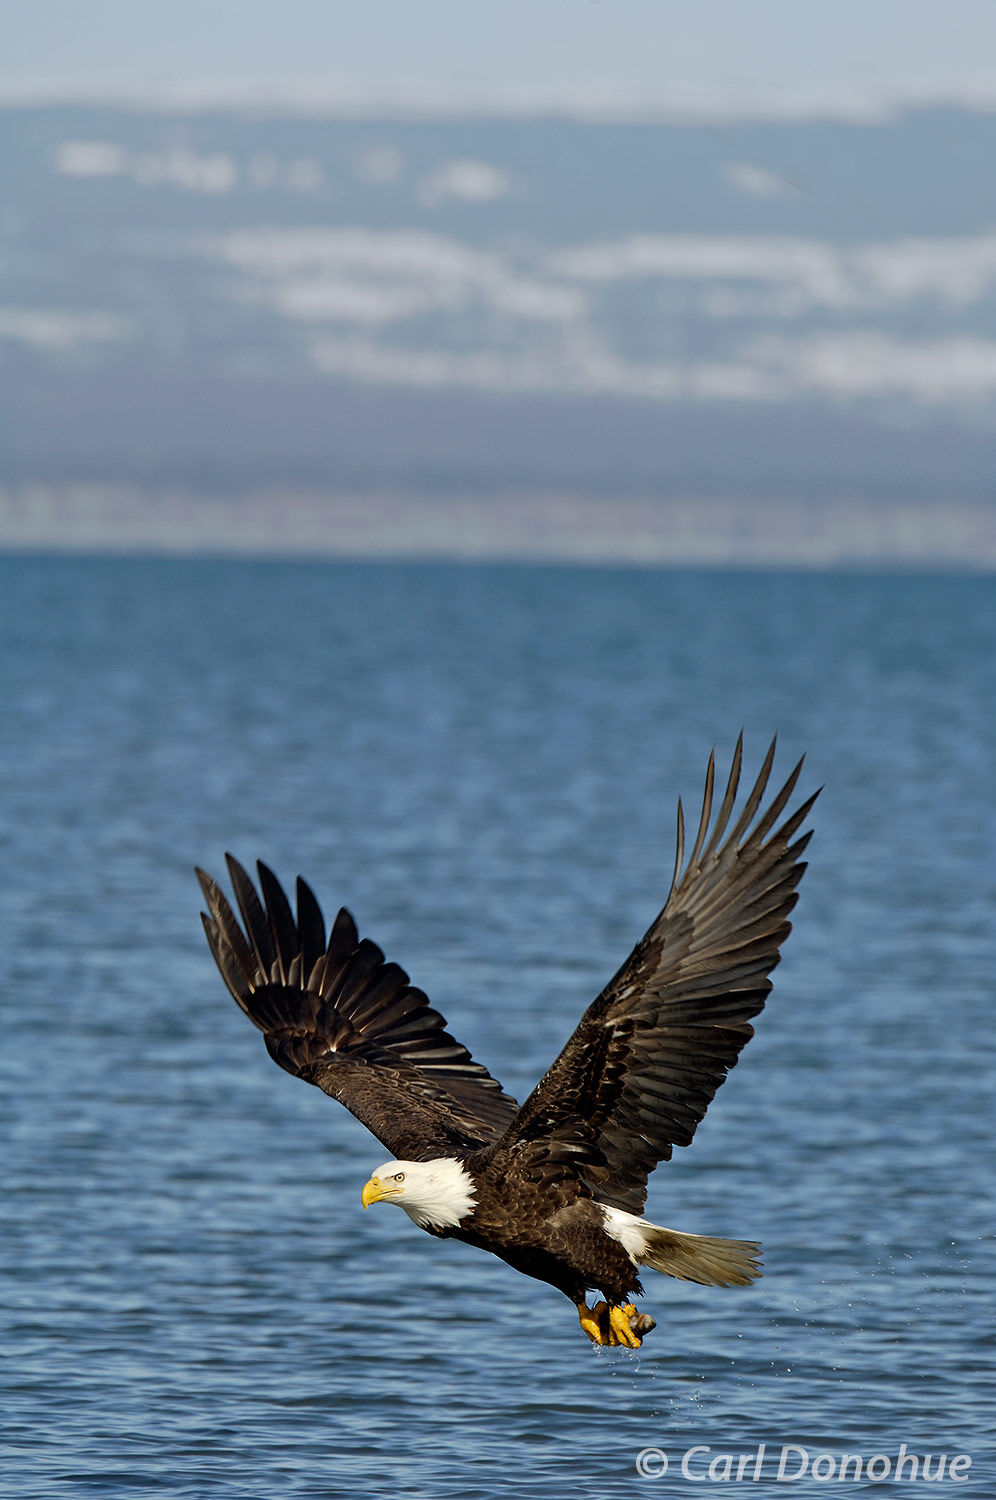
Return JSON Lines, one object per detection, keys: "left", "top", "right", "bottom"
{"left": 6, "top": 0, "right": 996, "bottom": 116}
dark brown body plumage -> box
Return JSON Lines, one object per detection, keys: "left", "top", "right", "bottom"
{"left": 451, "top": 1181, "right": 640, "bottom": 1304}
{"left": 197, "top": 737, "right": 817, "bottom": 1324}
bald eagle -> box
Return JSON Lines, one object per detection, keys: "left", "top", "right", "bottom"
{"left": 197, "top": 737, "right": 816, "bottom": 1348}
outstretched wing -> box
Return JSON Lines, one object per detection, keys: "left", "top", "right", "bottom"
{"left": 197, "top": 857, "right": 519, "bottom": 1160}
{"left": 489, "top": 737, "right": 818, "bottom": 1213}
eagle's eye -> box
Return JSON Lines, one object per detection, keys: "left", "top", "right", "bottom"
{"left": 394, "top": 1172, "right": 405, "bottom": 1182}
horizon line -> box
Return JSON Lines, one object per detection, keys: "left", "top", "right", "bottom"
{"left": 1, "top": 486, "right": 993, "bottom": 573}
{"left": 4, "top": 79, "right": 996, "bottom": 127}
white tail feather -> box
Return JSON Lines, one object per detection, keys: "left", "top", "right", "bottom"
{"left": 638, "top": 1225, "right": 762, "bottom": 1286}
{"left": 602, "top": 1206, "right": 762, "bottom": 1287}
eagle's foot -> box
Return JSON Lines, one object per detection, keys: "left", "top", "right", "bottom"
{"left": 577, "top": 1299, "right": 610, "bottom": 1345}
{"left": 577, "top": 1299, "right": 656, "bottom": 1348}
{"left": 608, "top": 1301, "right": 643, "bottom": 1348}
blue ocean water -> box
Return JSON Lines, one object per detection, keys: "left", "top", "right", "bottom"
{"left": 0, "top": 557, "right": 993, "bottom": 1499}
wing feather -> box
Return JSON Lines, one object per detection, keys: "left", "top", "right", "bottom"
{"left": 197, "top": 860, "right": 518, "bottom": 1159}
{"left": 489, "top": 739, "right": 818, "bottom": 1212}
{"left": 295, "top": 874, "right": 327, "bottom": 977}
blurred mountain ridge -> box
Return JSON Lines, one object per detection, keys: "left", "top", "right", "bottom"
{"left": 2, "top": 103, "right": 996, "bottom": 560}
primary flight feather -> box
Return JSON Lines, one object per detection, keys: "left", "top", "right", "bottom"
{"left": 197, "top": 736, "right": 817, "bottom": 1348}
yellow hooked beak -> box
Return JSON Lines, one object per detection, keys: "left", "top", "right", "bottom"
{"left": 361, "top": 1175, "right": 388, "bottom": 1210}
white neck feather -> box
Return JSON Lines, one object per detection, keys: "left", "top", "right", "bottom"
{"left": 395, "top": 1157, "right": 477, "bottom": 1230}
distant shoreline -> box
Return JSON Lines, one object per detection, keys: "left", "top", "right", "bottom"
{"left": 1, "top": 485, "right": 993, "bottom": 569}
{"left": 3, "top": 89, "right": 996, "bottom": 128}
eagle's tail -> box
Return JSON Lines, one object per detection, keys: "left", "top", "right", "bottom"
{"left": 603, "top": 1207, "right": 762, "bottom": 1287}
{"left": 638, "top": 1224, "right": 762, "bottom": 1287}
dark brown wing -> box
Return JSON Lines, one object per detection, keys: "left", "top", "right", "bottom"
{"left": 487, "top": 737, "right": 818, "bottom": 1213}
{"left": 197, "top": 856, "right": 519, "bottom": 1160}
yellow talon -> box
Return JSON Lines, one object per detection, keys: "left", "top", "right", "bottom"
{"left": 578, "top": 1300, "right": 648, "bottom": 1348}
{"left": 608, "top": 1301, "right": 643, "bottom": 1349}
{"left": 577, "top": 1300, "right": 610, "bottom": 1345}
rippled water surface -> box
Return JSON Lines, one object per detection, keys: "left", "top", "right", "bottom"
{"left": 1, "top": 559, "right": 993, "bottom": 1498}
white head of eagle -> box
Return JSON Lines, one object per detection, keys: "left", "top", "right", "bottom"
{"left": 362, "top": 1158, "right": 477, "bottom": 1230}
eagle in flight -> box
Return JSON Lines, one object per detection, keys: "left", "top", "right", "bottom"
{"left": 197, "top": 737, "right": 817, "bottom": 1348}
